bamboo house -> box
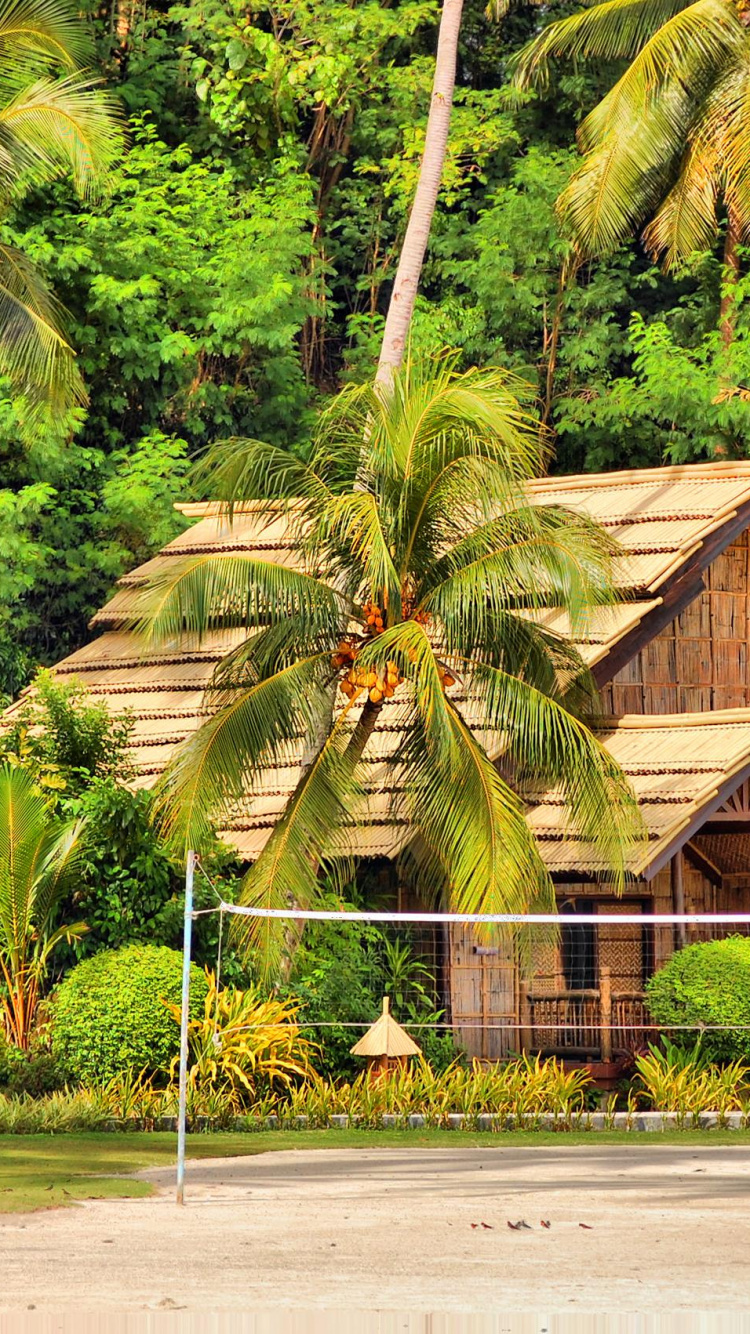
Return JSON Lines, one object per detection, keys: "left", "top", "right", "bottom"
{"left": 12, "top": 461, "right": 750, "bottom": 1063}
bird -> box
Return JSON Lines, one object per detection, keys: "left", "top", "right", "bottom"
{"left": 541, "top": 1220, "right": 551, "bottom": 1229}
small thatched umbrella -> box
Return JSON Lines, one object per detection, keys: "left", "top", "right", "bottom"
{"left": 350, "top": 996, "right": 421, "bottom": 1079}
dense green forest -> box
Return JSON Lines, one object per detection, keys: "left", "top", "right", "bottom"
{"left": 1, "top": 0, "right": 747, "bottom": 698}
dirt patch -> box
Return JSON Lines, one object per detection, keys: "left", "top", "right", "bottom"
{"left": 2, "top": 1145, "right": 749, "bottom": 1317}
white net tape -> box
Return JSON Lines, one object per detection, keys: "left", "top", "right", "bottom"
{"left": 196, "top": 904, "right": 750, "bottom": 926}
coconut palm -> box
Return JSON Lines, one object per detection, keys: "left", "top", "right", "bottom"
{"left": 0, "top": 0, "right": 122, "bottom": 419}
{"left": 512, "top": 0, "right": 750, "bottom": 307}
{"left": 140, "top": 357, "right": 643, "bottom": 973}
{"left": 0, "top": 762, "right": 85, "bottom": 1047}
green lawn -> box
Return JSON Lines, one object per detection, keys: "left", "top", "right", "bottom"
{"left": 2, "top": 1127, "right": 750, "bottom": 1213}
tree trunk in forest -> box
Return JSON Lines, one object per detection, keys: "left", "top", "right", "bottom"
{"left": 720, "top": 207, "right": 741, "bottom": 351}
{"left": 713, "top": 208, "right": 743, "bottom": 454}
{"left": 543, "top": 255, "right": 578, "bottom": 426}
{"left": 375, "top": 0, "right": 464, "bottom": 387}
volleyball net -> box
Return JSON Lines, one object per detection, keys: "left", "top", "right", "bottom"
{"left": 173, "top": 851, "right": 750, "bottom": 1200}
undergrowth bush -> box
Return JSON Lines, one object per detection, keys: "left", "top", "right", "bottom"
{"left": 646, "top": 937, "right": 750, "bottom": 1062}
{"left": 51, "top": 944, "right": 209, "bottom": 1083}
{"left": 634, "top": 1039, "right": 750, "bottom": 1117}
{"left": 4, "top": 1047, "right": 750, "bottom": 1133}
{"left": 0, "top": 1055, "right": 593, "bottom": 1132}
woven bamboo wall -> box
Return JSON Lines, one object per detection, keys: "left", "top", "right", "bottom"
{"left": 602, "top": 531, "right": 750, "bottom": 714}
{"left": 526, "top": 867, "right": 715, "bottom": 989}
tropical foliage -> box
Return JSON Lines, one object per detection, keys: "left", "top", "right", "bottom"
{"left": 513, "top": 0, "right": 750, "bottom": 273}
{"left": 0, "top": 1052, "right": 595, "bottom": 1131}
{"left": 0, "top": 761, "right": 84, "bottom": 1047}
{"left": 646, "top": 937, "right": 750, "bottom": 1062}
{"left": 634, "top": 1039, "right": 750, "bottom": 1116}
{"left": 0, "top": 0, "right": 121, "bottom": 420}
{"left": 139, "top": 355, "right": 643, "bottom": 972}
{"left": 0, "top": 0, "right": 744, "bottom": 690}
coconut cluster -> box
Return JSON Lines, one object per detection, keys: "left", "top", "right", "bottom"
{"left": 332, "top": 602, "right": 403, "bottom": 704}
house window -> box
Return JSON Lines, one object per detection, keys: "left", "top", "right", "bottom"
{"left": 560, "top": 900, "right": 597, "bottom": 990}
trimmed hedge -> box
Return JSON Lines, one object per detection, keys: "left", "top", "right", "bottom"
{"left": 51, "top": 944, "right": 209, "bottom": 1083}
{"left": 646, "top": 936, "right": 750, "bottom": 1063}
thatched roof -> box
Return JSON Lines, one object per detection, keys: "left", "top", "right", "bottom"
{"left": 9, "top": 461, "right": 750, "bottom": 880}
{"left": 530, "top": 710, "right": 750, "bottom": 880}
{"left": 350, "top": 997, "right": 422, "bottom": 1059}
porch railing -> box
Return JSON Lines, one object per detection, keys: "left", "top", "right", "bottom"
{"left": 523, "top": 968, "right": 652, "bottom": 1057}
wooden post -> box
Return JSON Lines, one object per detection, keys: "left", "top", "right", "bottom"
{"left": 600, "top": 965, "right": 613, "bottom": 1064}
{"left": 519, "top": 984, "right": 533, "bottom": 1055}
{"left": 671, "top": 850, "right": 687, "bottom": 949}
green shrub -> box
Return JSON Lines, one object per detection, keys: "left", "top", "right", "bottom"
{"left": 51, "top": 944, "right": 209, "bottom": 1083}
{"left": 646, "top": 937, "right": 750, "bottom": 1062}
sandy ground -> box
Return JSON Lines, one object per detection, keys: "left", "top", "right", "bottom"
{"left": 2, "top": 1145, "right": 750, "bottom": 1327}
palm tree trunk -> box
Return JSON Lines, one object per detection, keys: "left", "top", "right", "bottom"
{"left": 375, "top": 0, "right": 464, "bottom": 387}
{"left": 542, "top": 255, "right": 577, "bottom": 426}
{"left": 720, "top": 207, "right": 741, "bottom": 350}
{"left": 343, "top": 695, "right": 382, "bottom": 765}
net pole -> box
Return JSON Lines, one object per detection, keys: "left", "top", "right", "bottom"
{"left": 176, "top": 849, "right": 195, "bottom": 1207}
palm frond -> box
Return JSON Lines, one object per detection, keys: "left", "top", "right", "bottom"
{"left": 209, "top": 613, "right": 345, "bottom": 688}
{"left": 137, "top": 553, "right": 349, "bottom": 645}
{"left": 465, "top": 658, "right": 645, "bottom": 890}
{"left": 0, "top": 240, "right": 84, "bottom": 414}
{"left": 512, "top": 0, "right": 691, "bottom": 91}
{"left": 559, "top": 88, "right": 693, "bottom": 255}
{"left": 0, "top": 0, "right": 93, "bottom": 72}
{"left": 702, "top": 58, "right": 750, "bottom": 237}
{"left": 152, "top": 654, "right": 336, "bottom": 852}
{"left": 642, "top": 132, "right": 720, "bottom": 265}
{"left": 0, "top": 762, "right": 83, "bottom": 958}
{"left": 315, "top": 489, "right": 402, "bottom": 619}
{"left": 420, "top": 505, "right": 621, "bottom": 652}
{"left": 191, "top": 436, "right": 329, "bottom": 519}
{"left": 236, "top": 704, "right": 365, "bottom": 977}
{"left": 0, "top": 72, "right": 123, "bottom": 201}
{"left": 404, "top": 702, "right": 555, "bottom": 918}
{"left": 354, "top": 619, "right": 555, "bottom": 918}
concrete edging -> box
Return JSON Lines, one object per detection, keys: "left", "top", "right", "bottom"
{"left": 246, "top": 1110, "right": 747, "bottom": 1132}
{"left": 98, "top": 1110, "right": 748, "bottom": 1132}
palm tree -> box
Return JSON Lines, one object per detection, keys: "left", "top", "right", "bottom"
{"left": 512, "top": 0, "right": 750, "bottom": 343}
{"left": 376, "top": 0, "right": 464, "bottom": 384}
{"left": 0, "top": 0, "right": 122, "bottom": 421}
{"left": 0, "top": 762, "right": 85, "bottom": 1047}
{"left": 140, "top": 357, "right": 643, "bottom": 974}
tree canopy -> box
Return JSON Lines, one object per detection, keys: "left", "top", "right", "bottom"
{"left": 0, "top": 0, "right": 746, "bottom": 694}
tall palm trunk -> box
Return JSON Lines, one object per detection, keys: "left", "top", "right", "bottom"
{"left": 375, "top": 0, "right": 464, "bottom": 387}
{"left": 714, "top": 207, "right": 742, "bottom": 455}
{"left": 720, "top": 206, "right": 741, "bottom": 351}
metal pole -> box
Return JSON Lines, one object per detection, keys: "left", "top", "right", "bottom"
{"left": 176, "top": 849, "right": 195, "bottom": 1206}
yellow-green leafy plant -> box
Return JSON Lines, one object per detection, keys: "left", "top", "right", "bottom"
{"left": 635, "top": 1040, "right": 750, "bottom": 1120}
{"left": 169, "top": 978, "right": 316, "bottom": 1105}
